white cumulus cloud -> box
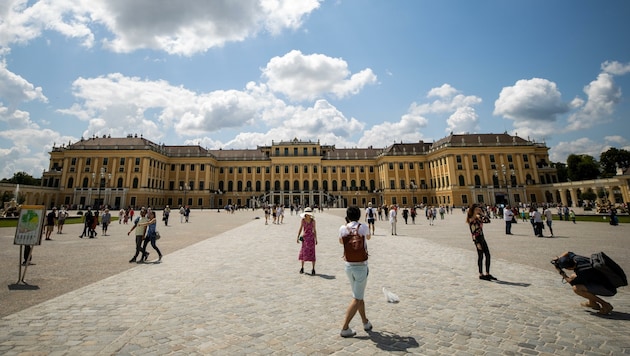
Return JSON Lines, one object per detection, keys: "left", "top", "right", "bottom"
{"left": 566, "top": 72, "right": 622, "bottom": 131}
{"left": 0, "top": 0, "right": 322, "bottom": 56}
{"left": 262, "top": 50, "right": 377, "bottom": 102}
{"left": 493, "top": 78, "right": 569, "bottom": 137}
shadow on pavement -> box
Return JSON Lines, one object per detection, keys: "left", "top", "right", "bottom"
{"left": 315, "top": 273, "right": 336, "bottom": 280}
{"left": 591, "top": 310, "right": 630, "bottom": 321}
{"left": 8, "top": 283, "right": 40, "bottom": 290}
{"left": 493, "top": 280, "right": 531, "bottom": 287}
{"left": 366, "top": 330, "right": 420, "bottom": 352}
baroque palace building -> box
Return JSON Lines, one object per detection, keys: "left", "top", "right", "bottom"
{"left": 33, "top": 132, "right": 592, "bottom": 211}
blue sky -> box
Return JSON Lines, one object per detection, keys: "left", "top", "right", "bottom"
{"left": 1, "top": 0, "right": 629, "bottom": 179}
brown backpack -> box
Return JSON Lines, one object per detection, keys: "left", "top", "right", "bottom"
{"left": 343, "top": 223, "right": 368, "bottom": 262}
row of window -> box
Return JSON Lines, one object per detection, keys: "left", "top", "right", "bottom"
{"left": 67, "top": 152, "right": 538, "bottom": 175}
{"left": 273, "top": 147, "right": 319, "bottom": 156}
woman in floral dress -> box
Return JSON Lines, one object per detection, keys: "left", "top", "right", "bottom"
{"left": 296, "top": 207, "right": 318, "bottom": 275}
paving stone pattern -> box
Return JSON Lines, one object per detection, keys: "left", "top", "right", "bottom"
{"left": 0, "top": 209, "right": 629, "bottom": 355}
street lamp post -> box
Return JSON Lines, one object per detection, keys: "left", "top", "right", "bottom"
{"left": 410, "top": 181, "right": 418, "bottom": 207}
{"left": 494, "top": 164, "right": 515, "bottom": 206}
{"left": 180, "top": 184, "right": 191, "bottom": 206}
{"left": 92, "top": 167, "right": 112, "bottom": 210}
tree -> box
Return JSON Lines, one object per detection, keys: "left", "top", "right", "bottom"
{"left": 566, "top": 154, "right": 600, "bottom": 181}
{"left": 580, "top": 188, "right": 597, "bottom": 201}
{"left": 553, "top": 162, "right": 568, "bottom": 182}
{"left": 0, "top": 171, "right": 40, "bottom": 186}
{"left": 600, "top": 147, "right": 630, "bottom": 177}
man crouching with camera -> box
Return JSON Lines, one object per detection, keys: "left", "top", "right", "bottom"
{"left": 552, "top": 252, "right": 614, "bottom": 315}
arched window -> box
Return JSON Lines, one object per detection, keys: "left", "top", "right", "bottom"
{"left": 293, "top": 180, "right": 299, "bottom": 191}
{"left": 265, "top": 181, "right": 271, "bottom": 191}
{"left": 323, "top": 180, "right": 328, "bottom": 191}
{"left": 117, "top": 177, "right": 123, "bottom": 188}
{"left": 67, "top": 177, "right": 74, "bottom": 189}
{"left": 458, "top": 175, "right": 465, "bottom": 186}
{"left": 132, "top": 177, "right": 139, "bottom": 189}
{"left": 237, "top": 181, "right": 243, "bottom": 192}
{"left": 228, "top": 181, "right": 234, "bottom": 191}
{"left": 474, "top": 175, "right": 481, "bottom": 186}
{"left": 274, "top": 180, "right": 281, "bottom": 190}
{"left": 256, "top": 181, "right": 261, "bottom": 192}
{"left": 313, "top": 180, "right": 319, "bottom": 190}
{"left": 82, "top": 177, "right": 89, "bottom": 187}
{"left": 303, "top": 180, "right": 309, "bottom": 191}
{"left": 332, "top": 180, "right": 338, "bottom": 191}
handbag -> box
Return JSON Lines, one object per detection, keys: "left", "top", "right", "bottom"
{"left": 155, "top": 231, "right": 161, "bottom": 240}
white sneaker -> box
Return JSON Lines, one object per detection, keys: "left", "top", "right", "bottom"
{"left": 340, "top": 328, "right": 356, "bottom": 338}
{"left": 363, "top": 321, "right": 373, "bottom": 331}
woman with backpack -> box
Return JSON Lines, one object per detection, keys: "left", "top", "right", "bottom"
{"left": 338, "top": 206, "right": 372, "bottom": 338}
{"left": 552, "top": 251, "right": 615, "bottom": 315}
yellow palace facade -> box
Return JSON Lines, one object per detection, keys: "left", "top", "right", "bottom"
{"left": 39, "top": 132, "right": 569, "bottom": 210}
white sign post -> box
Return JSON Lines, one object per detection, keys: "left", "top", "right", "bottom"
{"left": 14, "top": 205, "right": 45, "bottom": 284}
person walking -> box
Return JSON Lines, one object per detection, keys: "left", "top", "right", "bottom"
{"left": 338, "top": 206, "right": 372, "bottom": 338}
{"left": 264, "top": 205, "right": 270, "bottom": 224}
{"left": 277, "top": 205, "right": 285, "bottom": 224}
{"left": 503, "top": 205, "right": 514, "bottom": 235}
{"left": 127, "top": 208, "right": 148, "bottom": 263}
{"left": 532, "top": 208, "right": 544, "bottom": 237}
{"left": 365, "top": 202, "right": 376, "bottom": 235}
{"left": 56, "top": 206, "right": 68, "bottom": 234}
{"left": 466, "top": 204, "right": 496, "bottom": 281}
{"left": 402, "top": 207, "right": 409, "bottom": 224}
{"left": 101, "top": 208, "right": 112, "bottom": 236}
{"left": 139, "top": 210, "right": 163, "bottom": 263}
{"left": 296, "top": 207, "right": 317, "bottom": 275}
{"left": 44, "top": 207, "right": 57, "bottom": 240}
{"left": 163, "top": 205, "right": 171, "bottom": 226}
{"left": 410, "top": 206, "right": 417, "bottom": 224}
{"left": 543, "top": 207, "right": 554, "bottom": 237}
{"left": 89, "top": 210, "right": 99, "bottom": 238}
{"left": 388, "top": 205, "right": 397, "bottom": 235}
{"left": 79, "top": 207, "right": 93, "bottom": 238}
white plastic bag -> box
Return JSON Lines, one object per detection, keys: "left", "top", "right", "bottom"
{"left": 382, "top": 286, "right": 399, "bottom": 303}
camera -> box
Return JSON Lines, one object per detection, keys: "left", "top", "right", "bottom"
{"left": 551, "top": 259, "right": 561, "bottom": 269}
